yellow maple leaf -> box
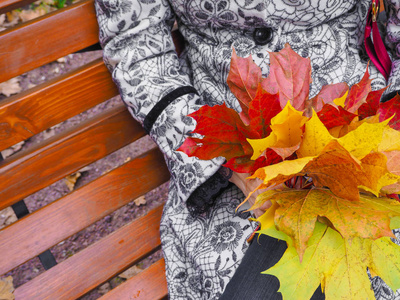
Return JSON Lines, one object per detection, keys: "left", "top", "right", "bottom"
{"left": 247, "top": 101, "right": 306, "bottom": 160}
{"left": 251, "top": 191, "right": 280, "bottom": 215}
{"left": 270, "top": 101, "right": 307, "bottom": 147}
{"left": 297, "top": 110, "right": 334, "bottom": 158}
{"left": 251, "top": 156, "right": 313, "bottom": 187}
{"left": 0, "top": 276, "right": 14, "bottom": 300}
{"left": 333, "top": 90, "right": 348, "bottom": 107}
{"left": 337, "top": 119, "right": 389, "bottom": 159}
{"left": 379, "top": 127, "right": 400, "bottom": 152}
{"left": 248, "top": 133, "right": 277, "bottom": 160}
{"left": 323, "top": 235, "right": 375, "bottom": 300}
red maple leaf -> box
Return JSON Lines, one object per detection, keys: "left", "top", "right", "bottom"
{"left": 224, "top": 148, "right": 283, "bottom": 174}
{"left": 358, "top": 87, "right": 387, "bottom": 120}
{"left": 378, "top": 93, "right": 400, "bottom": 130}
{"left": 317, "top": 104, "right": 357, "bottom": 129}
{"left": 261, "top": 44, "right": 312, "bottom": 111}
{"left": 344, "top": 68, "right": 372, "bottom": 113}
{"left": 248, "top": 87, "right": 282, "bottom": 138}
{"left": 227, "top": 48, "right": 262, "bottom": 124}
{"left": 309, "top": 82, "right": 348, "bottom": 112}
{"left": 177, "top": 103, "right": 259, "bottom": 161}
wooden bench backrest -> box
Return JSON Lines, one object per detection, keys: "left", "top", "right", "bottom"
{"left": 0, "top": 1, "right": 170, "bottom": 299}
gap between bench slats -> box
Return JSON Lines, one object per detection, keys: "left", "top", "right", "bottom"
{"left": 14, "top": 204, "right": 164, "bottom": 300}
{"left": 0, "top": 58, "right": 118, "bottom": 152}
{"left": 100, "top": 258, "right": 168, "bottom": 300}
{"left": 0, "top": 0, "right": 98, "bottom": 83}
{"left": 0, "top": 104, "right": 146, "bottom": 210}
{"left": 0, "top": 147, "right": 169, "bottom": 275}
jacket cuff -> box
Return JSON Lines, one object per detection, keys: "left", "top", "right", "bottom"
{"left": 143, "top": 86, "right": 198, "bottom": 133}
{"left": 186, "top": 167, "right": 232, "bottom": 216}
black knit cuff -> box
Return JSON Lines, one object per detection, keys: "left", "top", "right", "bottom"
{"left": 186, "top": 169, "right": 231, "bottom": 217}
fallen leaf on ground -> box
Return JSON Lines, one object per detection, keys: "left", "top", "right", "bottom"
{"left": 0, "top": 14, "right": 5, "bottom": 26}
{"left": 98, "top": 282, "right": 111, "bottom": 295}
{"left": 0, "top": 207, "right": 17, "bottom": 230}
{"left": 56, "top": 57, "right": 67, "bottom": 63}
{"left": 1, "top": 141, "right": 25, "bottom": 159}
{"left": 65, "top": 172, "right": 81, "bottom": 191}
{"left": 5, "top": 11, "right": 19, "bottom": 26}
{"left": 118, "top": 265, "right": 143, "bottom": 279}
{"left": 19, "top": 7, "right": 47, "bottom": 22}
{"left": 0, "top": 276, "right": 15, "bottom": 300}
{"left": 134, "top": 196, "right": 146, "bottom": 206}
{"left": 0, "top": 78, "right": 21, "bottom": 97}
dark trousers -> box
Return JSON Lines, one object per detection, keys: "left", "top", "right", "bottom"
{"left": 220, "top": 234, "right": 325, "bottom": 300}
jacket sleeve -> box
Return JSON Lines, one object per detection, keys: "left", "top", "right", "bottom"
{"left": 94, "top": 0, "right": 224, "bottom": 204}
{"left": 384, "top": 0, "right": 400, "bottom": 99}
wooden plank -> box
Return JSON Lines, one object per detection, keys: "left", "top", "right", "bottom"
{"left": 100, "top": 259, "right": 168, "bottom": 300}
{"left": 0, "top": 104, "right": 147, "bottom": 210}
{"left": 0, "top": 147, "right": 169, "bottom": 275}
{"left": 0, "top": 0, "right": 99, "bottom": 83}
{"left": 14, "top": 205, "right": 164, "bottom": 300}
{"left": 0, "top": 0, "right": 37, "bottom": 15}
{"left": 0, "top": 58, "right": 118, "bottom": 152}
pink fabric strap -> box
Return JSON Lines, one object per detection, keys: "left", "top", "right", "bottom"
{"left": 364, "top": 0, "right": 392, "bottom": 80}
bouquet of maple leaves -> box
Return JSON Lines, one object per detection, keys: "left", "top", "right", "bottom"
{"left": 178, "top": 44, "right": 400, "bottom": 299}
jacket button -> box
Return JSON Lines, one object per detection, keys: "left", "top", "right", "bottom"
{"left": 253, "top": 27, "right": 273, "bottom": 45}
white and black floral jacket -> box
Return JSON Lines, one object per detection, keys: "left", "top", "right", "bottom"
{"left": 95, "top": 0, "right": 400, "bottom": 299}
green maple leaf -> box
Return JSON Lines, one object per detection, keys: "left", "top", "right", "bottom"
{"left": 256, "top": 189, "right": 399, "bottom": 260}
{"left": 262, "top": 222, "right": 329, "bottom": 300}
{"left": 262, "top": 222, "right": 400, "bottom": 300}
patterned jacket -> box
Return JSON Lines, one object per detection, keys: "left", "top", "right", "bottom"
{"left": 95, "top": 0, "right": 400, "bottom": 299}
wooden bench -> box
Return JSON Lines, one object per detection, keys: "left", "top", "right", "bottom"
{"left": 0, "top": 0, "right": 175, "bottom": 298}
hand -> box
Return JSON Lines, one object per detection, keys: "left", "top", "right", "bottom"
{"left": 229, "top": 172, "right": 272, "bottom": 218}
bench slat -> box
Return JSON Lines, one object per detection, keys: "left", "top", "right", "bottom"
{"left": 0, "top": 0, "right": 98, "bottom": 83}
{"left": 0, "top": 104, "right": 146, "bottom": 210}
{"left": 0, "top": 0, "right": 37, "bottom": 14}
{"left": 0, "top": 58, "right": 118, "bottom": 151}
{"left": 0, "top": 147, "right": 169, "bottom": 275}
{"left": 100, "top": 259, "right": 168, "bottom": 300}
{"left": 14, "top": 205, "right": 164, "bottom": 299}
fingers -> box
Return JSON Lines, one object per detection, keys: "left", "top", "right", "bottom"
{"left": 252, "top": 200, "right": 272, "bottom": 218}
